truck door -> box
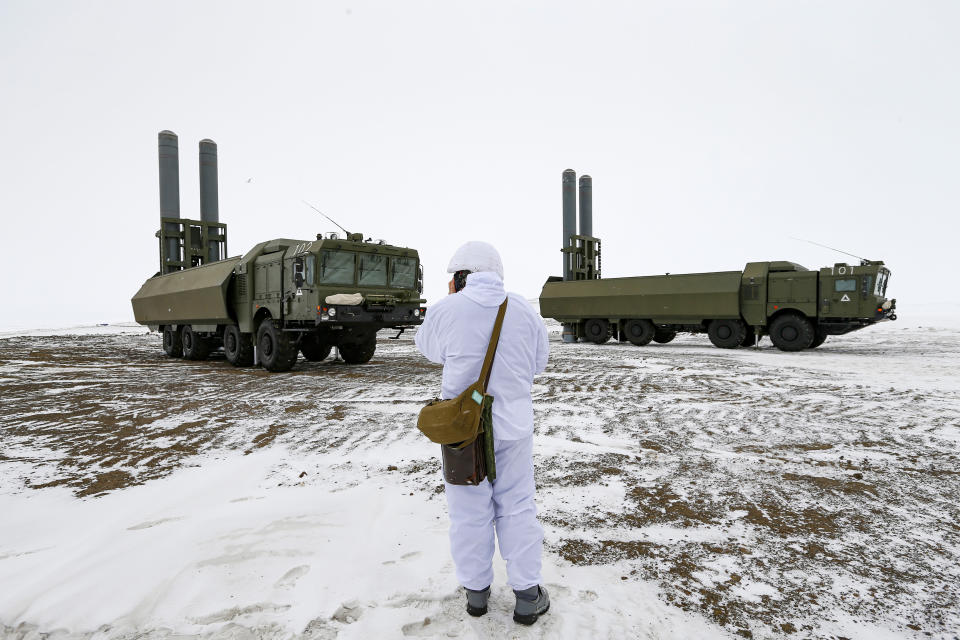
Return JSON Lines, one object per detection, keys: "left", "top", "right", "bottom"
{"left": 825, "top": 264, "right": 859, "bottom": 319}
{"left": 288, "top": 252, "right": 315, "bottom": 319}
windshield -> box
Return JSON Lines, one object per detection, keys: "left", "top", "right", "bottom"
{"left": 319, "top": 250, "right": 355, "bottom": 285}
{"left": 875, "top": 271, "right": 889, "bottom": 297}
{"left": 358, "top": 254, "right": 387, "bottom": 286}
{"left": 390, "top": 257, "right": 417, "bottom": 288}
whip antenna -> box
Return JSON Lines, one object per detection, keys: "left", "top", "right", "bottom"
{"left": 790, "top": 237, "right": 866, "bottom": 263}
{"left": 302, "top": 200, "right": 350, "bottom": 236}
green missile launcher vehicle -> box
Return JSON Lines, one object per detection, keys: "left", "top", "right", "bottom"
{"left": 539, "top": 170, "right": 897, "bottom": 351}
{"left": 131, "top": 131, "right": 425, "bottom": 372}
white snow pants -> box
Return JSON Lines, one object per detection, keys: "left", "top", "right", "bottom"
{"left": 443, "top": 436, "right": 543, "bottom": 591}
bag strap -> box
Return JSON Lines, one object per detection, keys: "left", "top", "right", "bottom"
{"left": 478, "top": 299, "right": 508, "bottom": 393}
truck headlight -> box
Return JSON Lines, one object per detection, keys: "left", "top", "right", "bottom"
{"left": 327, "top": 307, "right": 337, "bottom": 317}
{"left": 413, "top": 308, "right": 420, "bottom": 317}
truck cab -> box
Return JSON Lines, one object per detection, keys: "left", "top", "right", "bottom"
{"left": 817, "top": 261, "right": 896, "bottom": 331}
{"left": 227, "top": 232, "right": 426, "bottom": 370}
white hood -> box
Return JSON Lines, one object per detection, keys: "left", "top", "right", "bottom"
{"left": 460, "top": 272, "right": 507, "bottom": 308}
{"left": 446, "top": 241, "right": 504, "bottom": 280}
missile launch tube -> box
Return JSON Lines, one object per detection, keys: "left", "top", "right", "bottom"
{"left": 578, "top": 174, "right": 592, "bottom": 238}
{"left": 158, "top": 130, "right": 181, "bottom": 270}
{"left": 199, "top": 138, "right": 220, "bottom": 261}
{"left": 562, "top": 169, "right": 577, "bottom": 281}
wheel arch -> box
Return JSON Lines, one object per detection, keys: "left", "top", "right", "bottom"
{"left": 253, "top": 307, "right": 273, "bottom": 331}
{"left": 767, "top": 306, "right": 815, "bottom": 326}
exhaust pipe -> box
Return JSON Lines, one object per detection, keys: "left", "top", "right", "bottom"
{"left": 562, "top": 169, "right": 577, "bottom": 281}
{"left": 199, "top": 138, "right": 219, "bottom": 262}
{"left": 158, "top": 130, "right": 181, "bottom": 271}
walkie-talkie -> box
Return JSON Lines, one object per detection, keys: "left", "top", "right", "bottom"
{"left": 453, "top": 270, "right": 470, "bottom": 292}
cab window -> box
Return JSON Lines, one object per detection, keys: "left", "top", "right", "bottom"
{"left": 358, "top": 254, "right": 387, "bottom": 286}
{"left": 835, "top": 278, "right": 856, "bottom": 292}
{"left": 318, "top": 251, "right": 355, "bottom": 285}
{"left": 390, "top": 257, "right": 417, "bottom": 288}
{"left": 303, "top": 255, "right": 315, "bottom": 285}
{"left": 875, "top": 272, "right": 889, "bottom": 296}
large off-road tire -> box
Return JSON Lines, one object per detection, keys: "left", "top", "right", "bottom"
{"left": 224, "top": 325, "right": 254, "bottom": 366}
{"left": 740, "top": 331, "right": 757, "bottom": 347}
{"left": 653, "top": 329, "right": 677, "bottom": 344}
{"left": 339, "top": 336, "right": 377, "bottom": 364}
{"left": 162, "top": 326, "right": 183, "bottom": 358}
{"left": 181, "top": 325, "right": 211, "bottom": 361}
{"left": 809, "top": 327, "right": 828, "bottom": 349}
{"left": 708, "top": 319, "right": 747, "bottom": 349}
{"left": 623, "top": 319, "right": 655, "bottom": 346}
{"left": 582, "top": 319, "right": 610, "bottom": 344}
{"left": 300, "top": 334, "right": 332, "bottom": 362}
{"left": 769, "top": 313, "right": 815, "bottom": 351}
{"left": 256, "top": 320, "right": 298, "bottom": 372}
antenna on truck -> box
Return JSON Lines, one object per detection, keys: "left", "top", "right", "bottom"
{"left": 302, "top": 200, "right": 350, "bottom": 236}
{"left": 790, "top": 237, "right": 868, "bottom": 264}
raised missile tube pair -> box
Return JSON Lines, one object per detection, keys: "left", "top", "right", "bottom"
{"left": 157, "top": 130, "right": 221, "bottom": 269}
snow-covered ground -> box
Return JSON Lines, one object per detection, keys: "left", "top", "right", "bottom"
{"left": 1, "top": 313, "right": 958, "bottom": 639}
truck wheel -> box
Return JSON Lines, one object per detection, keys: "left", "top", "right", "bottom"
{"left": 257, "top": 320, "right": 298, "bottom": 372}
{"left": 809, "top": 328, "right": 828, "bottom": 349}
{"left": 224, "top": 325, "right": 254, "bottom": 366}
{"left": 162, "top": 326, "right": 183, "bottom": 358}
{"left": 653, "top": 329, "right": 676, "bottom": 344}
{"left": 339, "top": 336, "right": 377, "bottom": 364}
{"left": 181, "top": 326, "right": 211, "bottom": 361}
{"left": 769, "top": 314, "right": 815, "bottom": 351}
{"left": 623, "top": 319, "right": 655, "bottom": 346}
{"left": 300, "top": 335, "right": 332, "bottom": 361}
{"left": 708, "top": 319, "right": 747, "bottom": 349}
{"left": 583, "top": 319, "right": 610, "bottom": 344}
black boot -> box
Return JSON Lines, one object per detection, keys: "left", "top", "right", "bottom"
{"left": 513, "top": 585, "right": 550, "bottom": 625}
{"left": 465, "top": 585, "right": 490, "bottom": 617}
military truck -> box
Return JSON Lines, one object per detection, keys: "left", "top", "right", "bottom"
{"left": 538, "top": 170, "right": 897, "bottom": 351}
{"left": 131, "top": 131, "right": 425, "bottom": 371}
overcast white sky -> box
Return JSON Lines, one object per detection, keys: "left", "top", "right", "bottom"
{"left": 1, "top": 1, "right": 957, "bottom": 329}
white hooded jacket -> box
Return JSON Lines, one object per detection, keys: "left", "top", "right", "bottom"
{"left": 415, "top": 272, "right": 549, "bottom": 441}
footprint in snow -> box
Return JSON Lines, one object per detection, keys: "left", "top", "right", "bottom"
{"left": 383, "top": 550, "right": 421, "bottom": 566}
{"left": 331, "top": 600, "right": 363, "bottom": 624}
{"left": 274, "top": 564, "right": 311, "bottom": 588}
{"left": 401, "top": 614, "right": 463, "bottom": 637}
{"left": 302, "top": 617, "right": 339, "bottom": 639}
{"left": 127, "top": 516, "right": 184, "bottom": 530}
{"left": 190, "top": 602, "right": 291, "bottom": 624}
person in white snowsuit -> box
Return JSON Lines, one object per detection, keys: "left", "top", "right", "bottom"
{"left": 414, "top": 241, "right": 551, "bottom": 625}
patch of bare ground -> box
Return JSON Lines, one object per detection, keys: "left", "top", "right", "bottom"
{"left": 533, "top": 330, "right": 960, "bottom": 637}
{"left": 1, "top": 333, "right": 439, "bottom": 496}
{"left": 245, "top": 424, "right": 286, "bottom": 454}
